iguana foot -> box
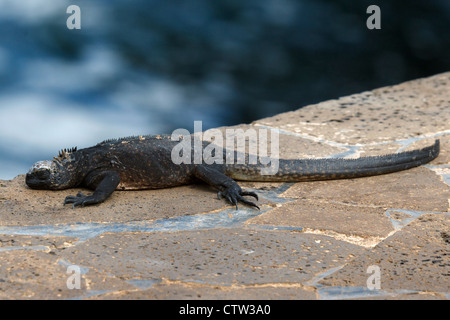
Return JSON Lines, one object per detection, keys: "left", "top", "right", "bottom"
{"left": 217, "top": 186, "right": 260, "bottom": 210}
{"left": 64, "top": 192, "right": 96, "bottom": 208}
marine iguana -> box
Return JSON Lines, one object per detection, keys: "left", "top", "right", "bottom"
{"left": 25, "top": 134, "right": 440, "bottom": 209}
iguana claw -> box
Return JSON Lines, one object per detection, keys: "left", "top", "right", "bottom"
{"left": 217, "top": 187, "right": 260, "bottom": 210}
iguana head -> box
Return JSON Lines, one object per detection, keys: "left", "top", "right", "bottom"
{"left": 26, "top": 147, "right": 81, "bottom": 190}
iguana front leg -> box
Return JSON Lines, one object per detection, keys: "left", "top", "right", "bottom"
{"left": 194, "top": 165, "right": 259, "bottom": 210}
{"left": 64, "top": 170, "right": 120, "bottom": 208}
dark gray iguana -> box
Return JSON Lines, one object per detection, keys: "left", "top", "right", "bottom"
{"left": 25, "top": 134, "right": 440, "bottom": 209}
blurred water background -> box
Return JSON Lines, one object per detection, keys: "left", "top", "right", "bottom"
{"left": 0, "top": 0, "right": 449, "bottom": 179}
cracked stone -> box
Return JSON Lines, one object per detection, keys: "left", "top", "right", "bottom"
{"left": 318, "top": 213, "right": 450, "bottom": 293}
{"left": 58, "top": 228, "right": 366, "bottom": 286}
{"left": 247, "top": 199, "right": 393, "bottom": 239}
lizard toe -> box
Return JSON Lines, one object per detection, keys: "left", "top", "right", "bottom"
{"left": 240, "top": 190, "right": 258, "bottom": 201}
{"left": 219, "top": 187, "right": 259, "bottom": 210}
{"left": 237, "top": 195, "right": 260, "bottom": 210}
{"left": 64, "top": 192, "right": 91, "bottom": 208}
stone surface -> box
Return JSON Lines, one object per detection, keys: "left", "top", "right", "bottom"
{"left": 431, "top": 134, "right": 450, "bottom": 165}
{"left": 0, "top": 175, "right": 272, "bottom": 226}
{"left": 57, "top": 228, "right": 365, "bottom": 285}
{"left": 318, "top": 214, "right": 450, "bottom": 293}
{"left": 247, "top": 199, "right": 394, "bottom": 240}
{"left": 254, "top": 72, "right": 450, "bottom": 144}
{"left": 88, "top": 281, "right": 317, "bottom": 300}
{"left": 0, "top": 72, "right": 449, "bottom": 300}
{"left": 208, "top": 124, "right": 348, "bottom": 159}
{"left": 0, "top": 250, "right": 134, "bottom": 299}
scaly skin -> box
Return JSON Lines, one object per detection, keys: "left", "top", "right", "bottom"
{"left": 25, "top": 134, "right": 440, "bottom": 210}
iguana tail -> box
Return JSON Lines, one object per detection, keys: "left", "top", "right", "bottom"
{"left": 226, "top": 139, "right": 440, "bottom": 182}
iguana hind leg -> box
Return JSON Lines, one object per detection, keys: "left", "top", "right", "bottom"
{"left": 193, "top": 165, "right": 259, "bottom": 210}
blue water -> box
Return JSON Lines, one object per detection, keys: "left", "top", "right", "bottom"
{"left": 1, "top": 0, "right": 449, "bottom": 179}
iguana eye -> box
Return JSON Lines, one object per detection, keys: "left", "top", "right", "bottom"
{"left": 36, "top": 169, "right": 50, "bottom": 180}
